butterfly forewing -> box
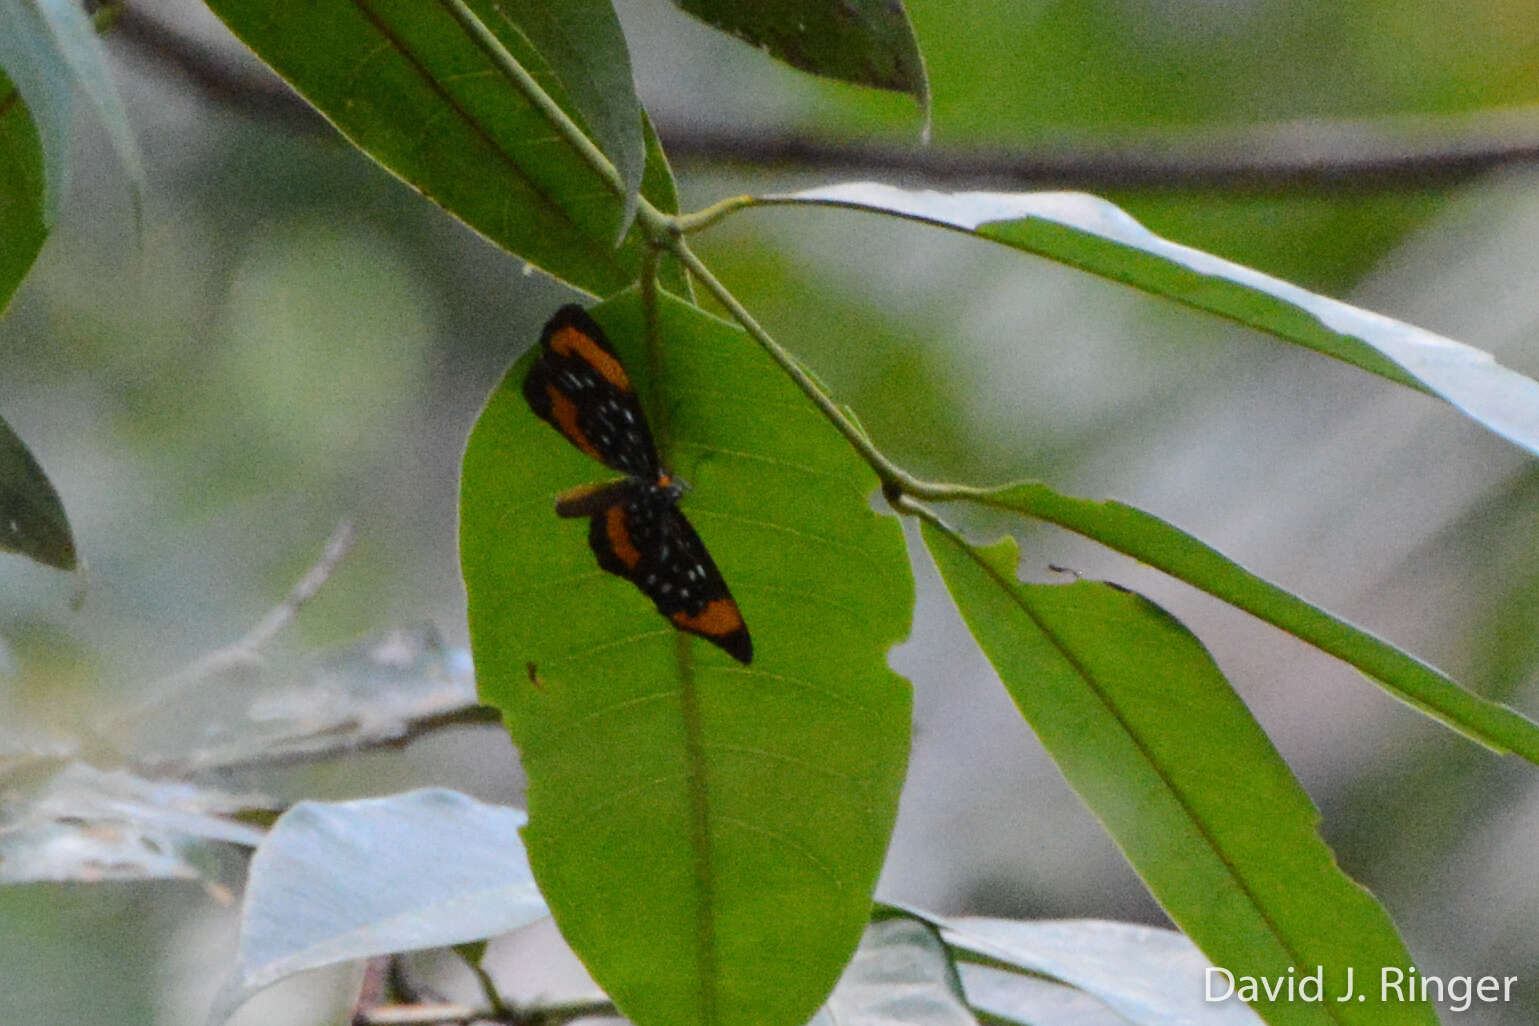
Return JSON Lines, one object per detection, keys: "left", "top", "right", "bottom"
{"left": 522, "top": 305, "right": 661, "bottom": 480}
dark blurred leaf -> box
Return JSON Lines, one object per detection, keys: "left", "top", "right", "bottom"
{"left": 208, "top": 789, "right": 546, "bottom": 1026}
{"left": 808, "top": 916, "right": 976, "bottom": 1026}
{"left": 920, "top": 527, "right": 1434, "bottom": 1026}
{"left": 939, "top": 916, "right": 1264, "bottom": 1026}
{"left": 123, "top": 625, "right": 480, "bottom": 773}
{"left": 0, "top": 762, "right": 269, "bottom": 885}
{"left": 461, "top": 289, "right": 913, "bottom": 1026}
{"left": 0, "top": 0, "right": 143, "bottom": 218}
{"left": 0, "top": 71, "right": 47, "bottom": 311}
{"left": 202, "top": 0, "right": 681, "bottom": 295}
{"left": 671, "top": 0, "right": 927, "bottom": 112}
{"left": 777, "top": 183, "right": 1539, "bottom": 460}
{"left": 958, "top": 481, "right": 1539, "bottom": 764}
{"left": 0, "top": 414, "right": 76, "bottom": 570}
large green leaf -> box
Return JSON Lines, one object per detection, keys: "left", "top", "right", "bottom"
{"left": 771, "top": 183, "right": 1539, "bottom": 459}
{"left": 202, "top": 0, "right": 674, "bottom": 295}
{"left": 0, "top": 0, "right": 144, "bottom": 218}
{"left": 669, "top": 0, "right": 928, "bottom": 112}
{"left": 920, "top": 524, "right": 1434, "bottom": 1026}
{"left": 461, "top": 289, "right": 912, "bottom": 1026}
{"left": 951, "top": 480, "right": 1539, "bottom": 764}
{"left": 0, "top": 70, "right": 45, "bottom": 312}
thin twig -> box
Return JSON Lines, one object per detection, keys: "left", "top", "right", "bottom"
{"left": 128, "top": 702, "right": 503, "bottom": 778}
{"left": 237, "top": 519, "right": 355, "bottom": 651}
{"left": 355, "top": 1002, "right": 481, "bottom": 1026}
{"left": 104, "top": 521, "right": 356, "bottom": 734}
{"left": 353, "top": 997, "right": 619, "bottom": 1026}
{"left": 108, "top": 4, "right": 1539, "bottom": 193}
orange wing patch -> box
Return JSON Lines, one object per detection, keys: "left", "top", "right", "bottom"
{"left": 548, "top": 324, "right": 631, "bottom": 391}
{"left": 671, "top": 598, "right": 745, "bottom": 636}
{"left": 604, "top": 506, "right": 643, "bottom": 569}
{"left": 544, "top": 385, "right": 603, "bottom": 462}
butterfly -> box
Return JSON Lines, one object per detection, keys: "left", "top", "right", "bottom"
{"left": 522, "top": 305, "right": 752, "bottom": 664}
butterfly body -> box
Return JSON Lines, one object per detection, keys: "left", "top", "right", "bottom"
{"left": 523, "top": 305, "right": 752, "bottom": 664}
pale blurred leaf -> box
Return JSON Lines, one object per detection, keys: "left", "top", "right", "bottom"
{"left": 125, "top": 625, "right": 481, "bottom": 773}
{"left": 958, "top": 965, "right": 1133, "bottom": 1026}
{"left": 208, "top": 789, "right": 546, "bottom": 1026}
{"left": 0, "top": 0, "right": 144, "bottom": 217}
{"left": 939, "top": 918, "right": 1265, "bottom": 1026}
{"left": 0, "top": 762, "right": 269, "bottom": 885}
{"left": 808, "top": 916, "right": 976, "bottom": 1026}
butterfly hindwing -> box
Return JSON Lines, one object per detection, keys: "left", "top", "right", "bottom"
{"left": 556, "top": 479, "right": 752, "bottom": 665}
{"left": 522, "top": 305, "right": 661, "bottom": 479}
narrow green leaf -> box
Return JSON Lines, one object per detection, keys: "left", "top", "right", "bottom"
{"left": 773, "top": 183, "right": 1539, "bottom": 460}
{"left": 203, "top": 0, "right": 675, "bottom": 295}
{"left": 955, "top": 480, "right": 1539, "bottom": 764}
{"left": 461, "top": 290, "right": 913, "bottom": 1026}
{"left": 670, "top": 0, "right": 928, "bottom": 114}
{"left": 208, "top": 790, "right": 547, "bottom": 1026}
{"left": 0, "top": 0, "right": 144, "bottom": 218}
{"left": 0, "top": 414, "right": 76, "bottom": 570}
{"left": 920, "top": 523, "right": 1434, "bottom": 1026}
{"left": 0, "top": 70, "right": 47, "bottom": 312}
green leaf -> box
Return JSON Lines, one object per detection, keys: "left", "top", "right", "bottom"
{"left": 669, "top": 0, "right": 928, "bottom": 114}
{"left": 208, "top": 789, "right": 547, "bottom": 1026}
{"left": 0, "top": 70, "right": 46, "bottom": 313}
{"left": 202, "top": 0, "right": 675, "bottom": 295}
{"left": 773, "top": 183, "right": 1539, "bottom": 460}
{"left": 0, "top": 0, "right": 144, "bottom": 219}
{"left": 0, "top": 413, "right": 76, "bottom": 570}
{"left": 955, "top": 480, "right": 1539, "bottom": 764}
{"left": 460, "top": 289, "right": 913, "bottom": 1026}
{"left": 920, "top": 524, "right": 1435, "bottom": 1026}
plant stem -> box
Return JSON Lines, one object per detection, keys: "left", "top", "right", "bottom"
{"left": 646, "top": 225, "right": 927, "bottom": 499}
{"left": 671, "top": 194, "right": 759, "bottom": 234}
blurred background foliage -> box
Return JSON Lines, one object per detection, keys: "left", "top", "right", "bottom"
{"left": 3, "top": 0, "right": 1539, "bottom": 1021}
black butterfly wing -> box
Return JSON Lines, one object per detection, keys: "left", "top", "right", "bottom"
{"left": 556, "top": 479, "right": 752, "bottom": 664}
{"left": 522, "top": 305, "right": 661, "bottom": 479}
